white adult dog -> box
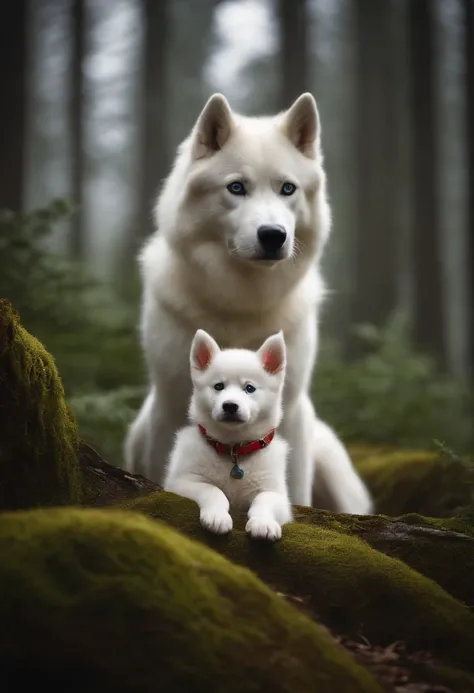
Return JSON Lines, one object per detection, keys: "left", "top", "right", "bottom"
{"left": 125, "top": 92, "right": 372, "bottom": 514}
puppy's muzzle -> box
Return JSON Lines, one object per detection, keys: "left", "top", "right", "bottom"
{"left": 219, "top": 400, "right": 243, "bottom": 423}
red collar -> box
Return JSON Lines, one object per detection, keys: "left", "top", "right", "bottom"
{"left": 198, "top": 424, "right": 275, "bottom": 459}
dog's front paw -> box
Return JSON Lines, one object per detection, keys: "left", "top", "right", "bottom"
{"left": 245, "top": 517, "right": 282, "bottom": 541}
{"left": 200, "top": 508, "right": 233, "bottom": 535}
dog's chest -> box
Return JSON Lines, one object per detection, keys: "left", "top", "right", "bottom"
{"left": 198, "top": 449, "right": 272, "bottom": 509}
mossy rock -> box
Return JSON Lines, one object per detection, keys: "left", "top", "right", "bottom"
{"left": 292, "top": 507, "right": 474, "bottom": 609}
{"left": 126, "top": 491, "right": 474, "bottom": 670}
{"left": 349, "top": 445, "right": 474, "bottom": 517}
{"left": 0, "top": 299, "right": 81, "bottom": 509}
{"left": 0, "top": 507, "right": 381, "bottom": 693}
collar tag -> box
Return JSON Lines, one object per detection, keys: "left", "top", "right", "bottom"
{"left": 230, "top": 462, "right": 244, "bottom": 480}
{"left": 230, "top": 448, "right": 244, "bottom": 479}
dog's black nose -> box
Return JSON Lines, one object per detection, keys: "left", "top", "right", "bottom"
{"left": 222, "top": 401, "right": 239, "bottom": 415}
{"left": 257, "top": 224, "right": 287, "bottom": 253}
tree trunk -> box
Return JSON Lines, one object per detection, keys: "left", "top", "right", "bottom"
{"left": 351, "top": 0, "right": 398, "bottom": 346}
{"left": 70, "top": 0, "right": 86, "bottom": 260}
{"left": 166, "top": 0, "right": 223, "bottom": 143}
{"left": 408, "top": 0, "right": 446, "bottom": 367}
{"left": 139, "top": 0, "right": 169, "bottom": 242}
{"left": 0, "top": 2, "right": 28, "bottom": 212}
{"left": 463, "top": 0, "right": 474, "bottom": 380}
{"left": 278, "top": 0, "right": 310, "bottom": 109}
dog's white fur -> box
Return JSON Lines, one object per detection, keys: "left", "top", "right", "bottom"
{"left": 125, "top": 91, "right": 372, "bottom": 514}
{"left": 164, "top": 329, "right": 292, "bottom": 540}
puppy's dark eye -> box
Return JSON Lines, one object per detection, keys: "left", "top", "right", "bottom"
{"left": 280, "top": 181, "right": 296, "bottom": 196}
{"left": 214, "top": 382, "right": 225, "bottom": 391}
{"left": 244, "top": 383, "right": 256, "bottom": 394}
{"left": 227, "top": 181, "right": 247, "bottom": 196}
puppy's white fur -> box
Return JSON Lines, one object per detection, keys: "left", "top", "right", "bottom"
{"left": 165, "top": 330, "right": 292, "bottom": 540}
{"left": 125, "top": 92, "right": 372, "bottom": 514}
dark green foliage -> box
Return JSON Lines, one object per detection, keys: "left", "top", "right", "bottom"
{"left": 0, "top": 201, "right": 144, "bottom": 394}
{"left": 314, "top": 313, "right": 474, "bottom": 452}
{"left": 0, "top": 201, "right": 145, "bottom": 462}
{"left": 69, "top": 386, "right": 146, "bottom": 463}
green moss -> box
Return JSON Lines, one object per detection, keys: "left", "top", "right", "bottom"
{"left": 393, "top": 512, "right": 474, "bottom": 538}
{"left": 351, "top": 447, "right": 473, "bottom": 517}
{"left": 126, "top": 491, "right": 474, "bottom": 669}
{"left": 0, "top": 507, "right": 381, "bottom": 693}
{"left": 290, "top": 507, "right": 474, "bottom": 609}
{"left": 430, "top": 515, "right": 474, "bottom": 537}
{"left": 348, "top": 443, "right": 395, "bottom": 464}
{"left": 0, "top": 299, "right": 81, "bottom": 509}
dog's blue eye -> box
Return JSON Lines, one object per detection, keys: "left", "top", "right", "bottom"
{"left": 214, "top": 382, "right": 225, "bottom": 391}
{"left": 244, "top": 383, "right": 256, "bottom": 394}
{"left": 227, "top": 181, "right": 246, "bottom": 196}
{"left": 280, "top": 182, "right": 296, "bottom": 196}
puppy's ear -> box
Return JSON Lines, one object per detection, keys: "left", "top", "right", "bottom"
{"left": 192, "top": 94, "right": 234, "bottom": 159}
{"left": 190, "top": 329, "right": 220, "bottom": 371}
{"left": 281, "top": 92, "right": 320, "bottom": 158}
{"left": 257, "top": 331, "right": 286, "bottom": 375}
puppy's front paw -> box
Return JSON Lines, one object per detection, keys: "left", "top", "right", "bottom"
{"left": 200, "top": 508, "right": 233, "bottom": 535}
{"left": 246, "top": 517, "right": 282, "bottom": 541}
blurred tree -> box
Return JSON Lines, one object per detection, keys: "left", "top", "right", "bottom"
{"left": 278, "top": 0, "right": 310, "bottom": 109}
{"left": 70, "top": 0, "right": 86, "bottom": 260}
{"left": 408, "top": 0, "right": 446, "bottom": 367}
{"left": 139, "top": 0, "right": 170, "bottom": 241}
{"left": 166, "top": 0, "right": 223, "bottom": 143}
{"left": 307, "top": 1, "right": 355, "bottom": 348}
{"left": 463, "top": 0, "right": 474, "bottom": 380}
{"left": 0, "top": 2, "right": 28, "bottom": 212}
{"left": 237, "top": 53, "right": 279, "bottom": 116}
{"left": 351, "top": 0, "right": 398, "bottom": 348}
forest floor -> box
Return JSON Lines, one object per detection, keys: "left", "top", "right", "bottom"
{"left": 79, "top": 441, "right": 470, "bottom": 693}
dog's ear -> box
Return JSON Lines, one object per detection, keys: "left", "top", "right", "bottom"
{"left": 257, "top": 331, "right": 286, "bottom": 375}
{"left": 190, "top": 329, "right": 220, "bottom": 371}
{"left": 192, "top": 94, "right": 234, "bottom": 159}
{"left": 281, "top": 93, "right": 320, "bottom": 158}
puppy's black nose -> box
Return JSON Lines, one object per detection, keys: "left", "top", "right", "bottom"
{"left": 222, "top": 401, "right": 239, "bottom": 415}
{"left": 257, "top": 224, "right": 287, "bottom": 252}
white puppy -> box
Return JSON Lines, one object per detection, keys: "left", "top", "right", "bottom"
{"left": 164, "top": 329, "right": 292, "bottom": 541}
